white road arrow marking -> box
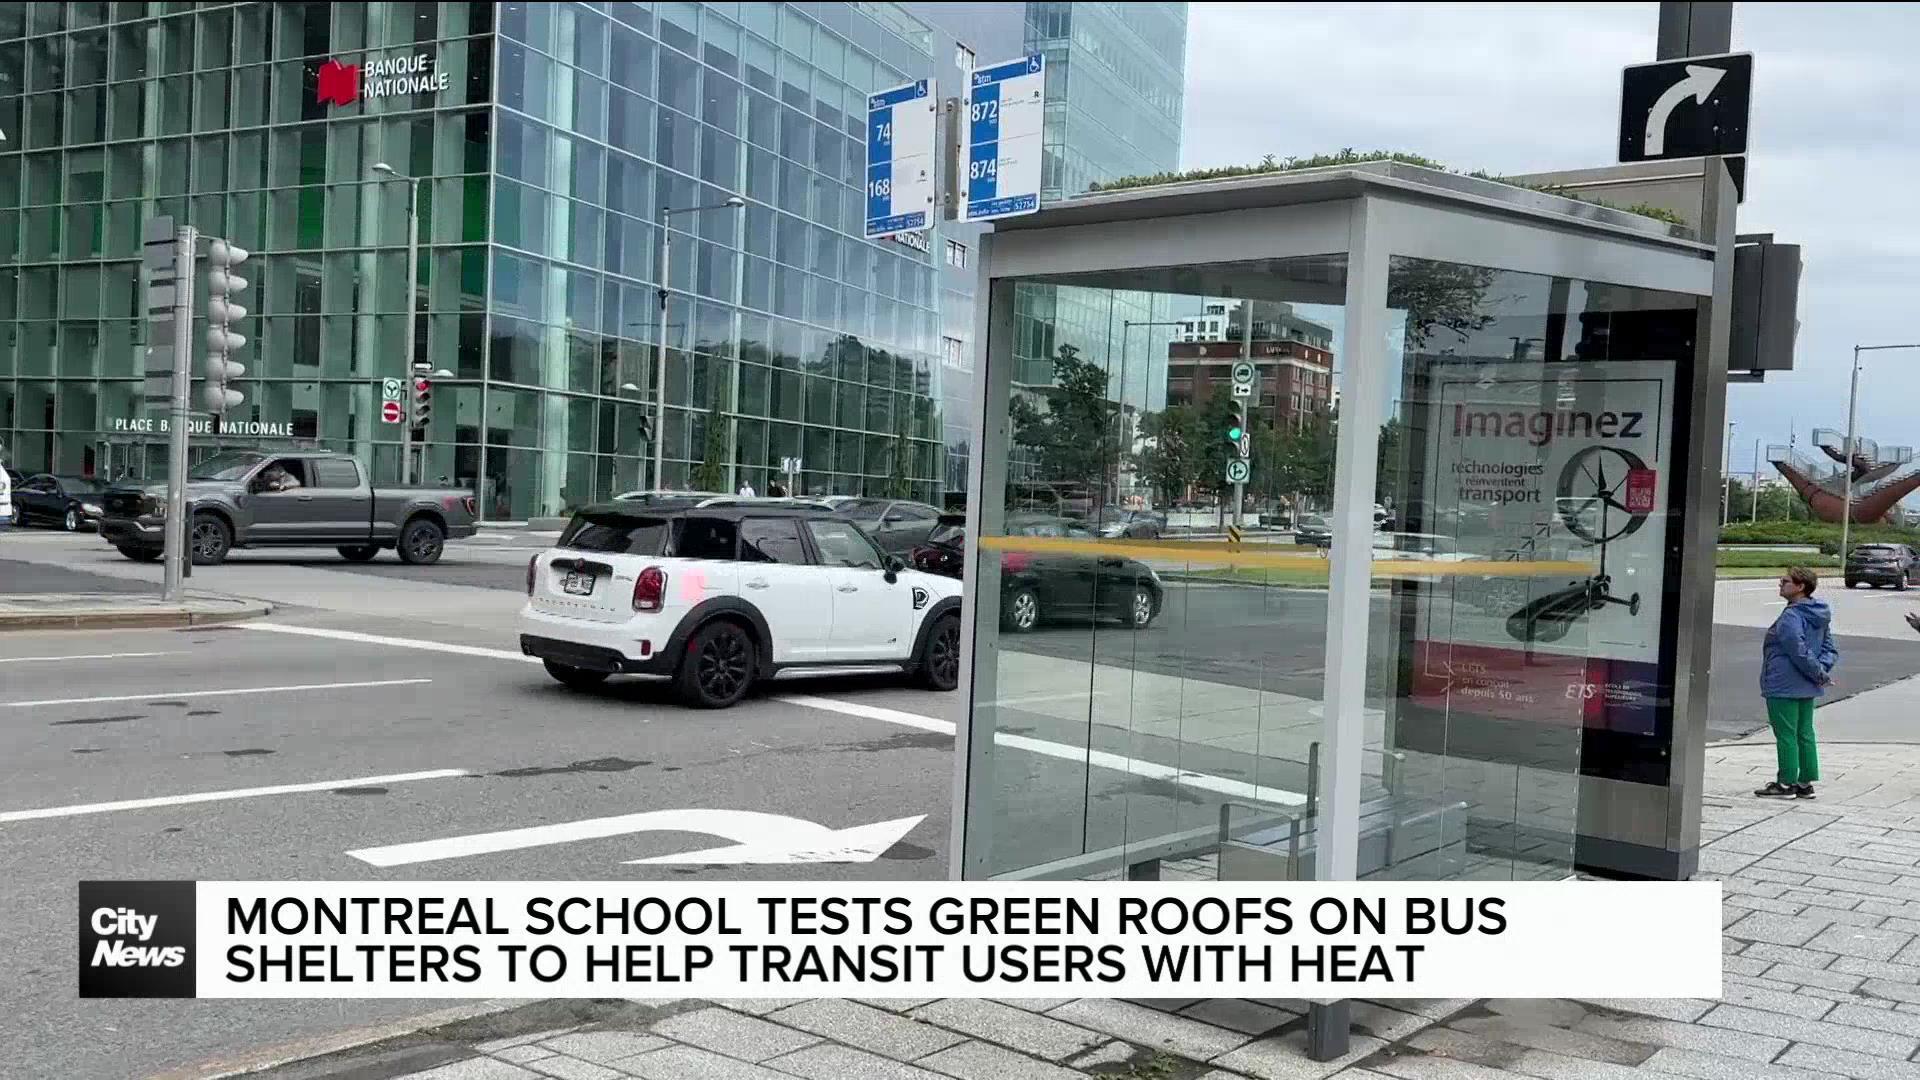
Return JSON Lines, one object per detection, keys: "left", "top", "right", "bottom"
{"left": 346, "top": 808, "right": 925, "bottom": 867}
{"left": 1644, "top": 64, "right": 1727, "bottom": 157}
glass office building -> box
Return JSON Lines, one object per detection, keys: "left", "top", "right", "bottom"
{"left": 0, "top": 1, "right": 973, "bottom": 519}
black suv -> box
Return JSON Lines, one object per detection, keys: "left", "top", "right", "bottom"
{"left": 1845, "top": 543, "right": 1920, "bottom": 589}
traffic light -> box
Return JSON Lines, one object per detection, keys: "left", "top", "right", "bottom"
{"left": 409, "top": 368, "right": 433, "bottom": 429}
{"left": 203, "top": 239, "right": 250, "bottom": 415}
{"left": 1225, "top": 399, "right": 1248, "bottom": 449}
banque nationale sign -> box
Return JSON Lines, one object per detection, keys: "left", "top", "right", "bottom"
{"left": 317, "top": 52, "right": 451, "bottom": 108}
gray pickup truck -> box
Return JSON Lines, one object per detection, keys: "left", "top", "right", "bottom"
{"left": 98, "top": 448, "right": 478, "bottom": 566}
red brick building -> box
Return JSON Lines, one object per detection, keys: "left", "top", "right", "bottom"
{"left": 1164, "top": 301, "right": 1334, "bottom": 429}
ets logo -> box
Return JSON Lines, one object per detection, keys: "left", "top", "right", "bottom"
{"left": 79, "top": 881, "right": 197, "bottom": 997}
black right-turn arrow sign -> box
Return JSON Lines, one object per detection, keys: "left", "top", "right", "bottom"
{"left": 1619, "top": 52, "right": 1752, "bottom": 163}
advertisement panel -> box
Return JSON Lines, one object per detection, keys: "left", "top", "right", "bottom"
{"left": 1410, "top": 360, "right": 1676, "bottom": 736}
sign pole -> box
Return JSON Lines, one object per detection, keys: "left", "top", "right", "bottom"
{"left": 162, "top": 226, "right": 197, "bottom": 602}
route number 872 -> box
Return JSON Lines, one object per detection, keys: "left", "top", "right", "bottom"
{"left": 969, "top": 100, "right": 999, "bottom": 124}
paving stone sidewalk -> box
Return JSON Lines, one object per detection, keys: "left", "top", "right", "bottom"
{"left": 212, "top": 740, "right": 1920, "bottom": 1080}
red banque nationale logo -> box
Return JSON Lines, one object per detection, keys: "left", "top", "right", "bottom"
{"left": 316, "top": 59, "right": 361, "bottom": 106}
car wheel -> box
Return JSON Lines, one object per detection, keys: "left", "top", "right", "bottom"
{"left": 337, "top": 545, "right": 380, "bottom": 562}
{"left": 396, "top": 518, "right": 445, "bottom": 565}
{"left": 63, "top": 507, "right": 81, "bottom": 531}
{"left": 918, "top": 614, "right": 962, "bottom": 691}
{"left": 1002, "top": 587, "right": 1040, "bottom": 633}
{"left": 117, "top": 545, "right": 163, "bottom": 562}
{"left": 544, "top": 659, "right": 610, "bottom": 690}
{"left": 190, "top": 514, "right": 231, "bottom": 565}
{"left": 1128, "top": 585, "right": 1158, "bottom": 629}
{"left": 676, "top": 620, "right": 756, "bottom": 708}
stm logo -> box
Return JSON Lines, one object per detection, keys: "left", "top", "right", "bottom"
{"left": 316, "top": 59, "right": 360, "bottom": 106}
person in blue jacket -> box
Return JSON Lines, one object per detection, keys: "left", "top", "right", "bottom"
{"left": 1756, "top": 566, "right": 1837, "bottom": 799}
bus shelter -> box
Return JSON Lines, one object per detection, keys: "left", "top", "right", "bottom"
{"left": 951, "top": 161, "right": 1726, "bottom": 1055}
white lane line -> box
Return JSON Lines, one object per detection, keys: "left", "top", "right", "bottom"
{"left": 235, "top": 627, "right": 1305, "bottom": 810}
{"left": 0, "top": 769, "right": 469, "bottom": 824}
{"left": 776, "top": 695, "right": 1304, "bottom": 808}
{"left": 0, "top": 651, "right": 178, "bottom": 664}
{"left": 6, "top": 678, "right": 431, "bottom": 709}
{"left": 994, "top": 690, "right": 1110, "bottom": 707}
{"left": 243, "top": 622, "right": 538, "bottom": 663}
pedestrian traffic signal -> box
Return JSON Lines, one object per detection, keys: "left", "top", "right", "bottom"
{"left": 203, "top": 239, "right": 250, "bottom": 415}
{"left": 409, "top": 375, "right": 432, "bottom": 429}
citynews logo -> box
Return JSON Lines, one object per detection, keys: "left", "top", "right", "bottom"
{"left": 79, "top": 881, "right": 197, "bottom": 998}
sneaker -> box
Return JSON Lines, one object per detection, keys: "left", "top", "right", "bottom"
{"left": 1755, "top": 781, "right": 1795, "bottom": 798}
{"left": 1795, "top": 785, "right": 1817, "bottom": 800}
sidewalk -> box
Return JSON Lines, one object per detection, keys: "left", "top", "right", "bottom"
{"left": 201, "top": 706, "right": 1920, "bottom": 1080}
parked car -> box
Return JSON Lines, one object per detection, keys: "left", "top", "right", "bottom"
{"left": 518, "top": 502, "right": 963, "bottom": 707}
{"left": 1845, "top": 543, "right": 1920, "bottom": 589}
{"left": 96, "top": 448, "right": 477, "bottom": 565}
{"left": 1295, "top": 515, "right": 1333, "bottom": 548}
{"left": 830, "top": 497, "right": 945, "bottom": 555}
{"left": 1096, "top": 507, "right": 1166, "bottom": 539}
{"left": 12, "top": 474, "right": 111, "bottom": 531}
{"left": 911, "top": 512, "right": 1162, "bottom": 632}
{"left": 612, "top": 489, "right": 730, "bottom": 504}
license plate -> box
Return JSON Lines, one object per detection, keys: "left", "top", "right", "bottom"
{"left": 562, "top": 571, "right": 596, "bottom": 596}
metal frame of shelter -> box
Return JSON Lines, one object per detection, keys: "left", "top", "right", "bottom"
{"left": 949, "top": 160, "right": 1733, "bottom": 1056}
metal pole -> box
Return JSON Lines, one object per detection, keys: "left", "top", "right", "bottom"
{"left": 401, "top": 178, "right": 420, "bottom": 486}
{"left": 1721, "top": 420, "right": 1735, "bottom": 525}
{"left": 1841, "top": 346, "right": 1859, "bottom": 561}
{"left": 652, "top": 209, "right": 671, "bottom": 492}
{"left": 1750, "top": 438, "right": 1759, "bottom": 523}
{"left": 162, "top": 226, "right": 197, "bottom": 602}
{"left": 1233, "top": 301, "right": 1252, "bottom": 527}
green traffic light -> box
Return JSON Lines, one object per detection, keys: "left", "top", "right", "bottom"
{"left": 1227, "top": 425, "right": 1243, "bottom": 441}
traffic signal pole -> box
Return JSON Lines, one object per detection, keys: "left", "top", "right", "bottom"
{"left": 161, "top": 226, "right": 197, "bottom": 602}
{"left": 1233, "top": 305, "right": 1253, "bottom": 528}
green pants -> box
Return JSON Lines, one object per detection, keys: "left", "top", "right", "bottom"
{"left": 1765, "top": 697, "right": 1819, "bottom": 785}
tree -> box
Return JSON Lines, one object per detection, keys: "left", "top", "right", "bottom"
{"left": 690, "top": 368, "right": 730, "bottom": 492}
{"left": 1135, "top": 405, "right": 1200, "bottom": 502}
{"left": 1010, "top": 343, "right": 1119, "bottom": 493}
{"left": 1387, "top": 260, "right": 1499, "bottom": 349}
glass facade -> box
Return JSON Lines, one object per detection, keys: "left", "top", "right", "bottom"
{"left": 0, "top": 1, "right": 985, "bottom": 519}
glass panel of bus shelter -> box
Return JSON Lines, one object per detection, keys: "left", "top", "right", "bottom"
{"left": 967, "top": 255, "right": 1353, "bottom": 880}
{"left": 1365, "top": 256, "right": 1696, "bottom": 879}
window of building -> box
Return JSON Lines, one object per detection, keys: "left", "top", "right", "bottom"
{"left": 955, "top": 43, "right": 975, "bottom": 72}
{"left": 941, "top": 335, "right": 964, "bottom": 368}
{"left": 944, "top": 239, "right": 967, "bottom": 268}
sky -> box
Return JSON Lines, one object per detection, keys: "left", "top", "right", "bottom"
{"left": 1177, "top": 2, "right": 1920, "bottom": 479}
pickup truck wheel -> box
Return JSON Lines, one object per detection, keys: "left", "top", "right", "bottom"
{"left": 189, "top": 514, "right": 231, "bottom": 565}
{"left": 396, "top": 519, "right": 445, "bottom": 565}
{"left": 337, "top": 545, "right": 380, "bottom": 562}
{"left": 116, "top": 545, "right": 163, "bottom": 562}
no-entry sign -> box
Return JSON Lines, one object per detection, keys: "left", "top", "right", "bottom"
{"left": 380, "top": 400, "right": 404, "bottom": 425}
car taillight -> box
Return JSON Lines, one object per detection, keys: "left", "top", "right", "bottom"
{"left": 526, "top": 555, "right": 537, "bottom": 595}
{"left": 633, "top": 566, "right": 667, "bottom": 612}
{"left": 1002, "top": 552, "right": 1032, "bottom": 573}
{"left": 463, "top": 496, "right": 476, "bottom": 515}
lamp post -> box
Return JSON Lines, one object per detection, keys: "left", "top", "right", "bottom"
{"left": 1841, "top": 343, "right": 1920, "bottom": 560}
{"left": 370, "top": 162, "right": 424, "bottom": 484}
{"left": 1121, "top": 318, "right": 1188, "bottom": 508}
{"left": 1721, "top": 420, "right": 1736, "bottom": 526}
{"left": 652, "top": 197, "right": 745, "bottom": 490}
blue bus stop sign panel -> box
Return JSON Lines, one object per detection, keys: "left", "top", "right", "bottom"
{"left": 864, "top": 79, "right": 936, "bottom": 240}
{"left": 961, "top": 54, "right": 1044, "bottom": 223}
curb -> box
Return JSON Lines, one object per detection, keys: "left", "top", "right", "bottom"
{"left": 0, "top": 600, "right": 273, "bottom": 632}
{"left": 149, "top": 999, "right": 532, "bottom": 1080}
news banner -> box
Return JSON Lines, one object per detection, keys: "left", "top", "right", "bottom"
{"left": 79, "top": 880, "right": 1722, "bottom": 1000}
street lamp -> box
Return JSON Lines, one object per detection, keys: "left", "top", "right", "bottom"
{"left": 370, "top": 162, "right": 425, "bottom": 484}
{"left": 1722, "top": 419, "right": 1736, "bottom": 526}
{"left": 652, "top": 196, "right": 745, "bottom": 490}
{"left": 1841, "top": 343, "right": 1920, "bottom": 559}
